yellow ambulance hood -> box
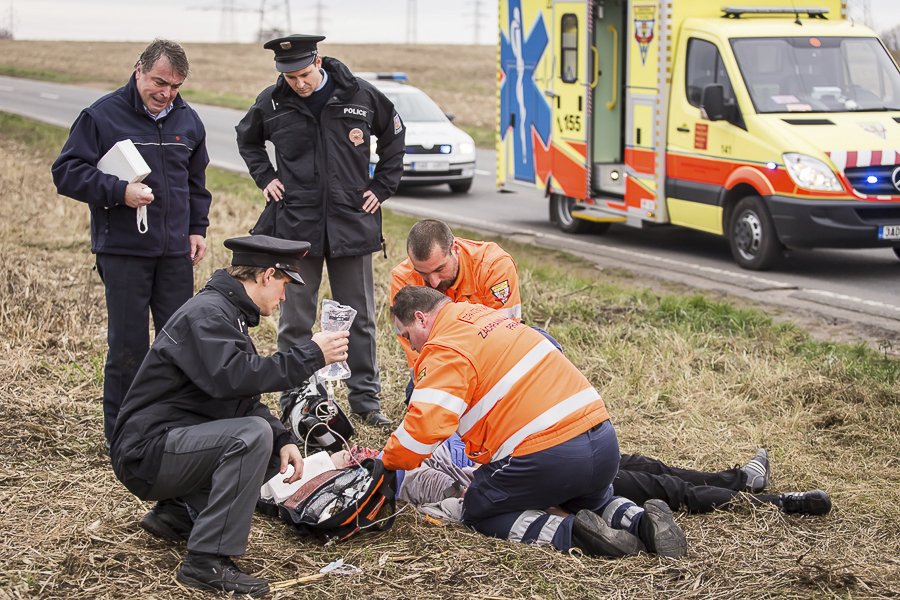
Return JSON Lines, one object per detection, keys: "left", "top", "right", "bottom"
{"left": 759, "top": 112, "right": 900, "bottom": 169}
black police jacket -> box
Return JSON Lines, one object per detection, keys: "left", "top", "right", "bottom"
{"left": 51, "top": 74, "right": 212, "bottom": 257}
{"left": 110, "top": 269, "right": 325, "bottom": 498}
{"left": 235, "top": 57, "right": 405, "bottom": 258}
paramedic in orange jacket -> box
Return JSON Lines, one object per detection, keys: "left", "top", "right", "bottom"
{"left": 381, "top": 286, "right": 687, "bottom": 557}
{"left": 390, "top": 219, "right": 522, "bottom": 368}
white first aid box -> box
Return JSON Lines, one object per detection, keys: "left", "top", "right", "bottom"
{"left": 97, "top": 139, "right": 150, "bottom": 183}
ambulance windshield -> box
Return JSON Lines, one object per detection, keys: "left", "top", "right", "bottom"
{"left": 731, "top": 37, "right": 900, "bottom": 113}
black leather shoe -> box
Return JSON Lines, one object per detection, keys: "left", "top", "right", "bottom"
{"left": 780, "top": 490, "right": 832, "bottom": 515}
{"left": 357, "top": 410, "right": 393, "bottom": 428}
{"left": 139, "top": 499, "right": 193, "bottom": 543}
{"left": 572, "top": 509, "right": 645, "bottom": 557}
{"left": 176, "top": 552, "right": 269, "bottom": 597}
{"left": 636, "top": 499, "right": 687, "bottom": 558}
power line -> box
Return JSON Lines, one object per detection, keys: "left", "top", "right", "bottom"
{"left": 406, "top": 0, "right": 417, "bottom": 44}
{"left": 258, "top": 0, "right": 293, "bottom": 42}
{"left": 465, "top": 0, "right": 489, "bottom": 45}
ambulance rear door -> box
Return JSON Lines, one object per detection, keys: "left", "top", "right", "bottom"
{"left": 548, "top": 0, "right": 592, "bottom": 200}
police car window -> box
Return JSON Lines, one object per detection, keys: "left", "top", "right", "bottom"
{"left": 383, "top": 89, "right": 447, "bottom": 123}
{"left": 686, "top": 38, "right": 734, "bottom": 108}
{"left": 561, "top": 14, "right": 578, "bottom": 83}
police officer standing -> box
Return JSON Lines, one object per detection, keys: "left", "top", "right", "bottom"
{"left": 236, "top": 34, "right": 405, "bottom": 427}
{"left": 110, "top": 235, "right": 350, "bottom": 596}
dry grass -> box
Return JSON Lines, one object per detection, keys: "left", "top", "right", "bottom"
{"left": 0, "top": 40, "right": 496, "bottom": 139}
{"left": 1, "top": 110, "right": 899, "bottom": 600}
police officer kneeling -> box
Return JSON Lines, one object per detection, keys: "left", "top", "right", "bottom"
{"left": 110, "top": 235, "right": 350, "bottom": 596}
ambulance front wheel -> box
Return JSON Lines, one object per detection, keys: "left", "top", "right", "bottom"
{"left": 729, "top": 195, "right": 783, "bottom": 271}
{"left": 893, "top": 247, "right": 900, "bottom": 261}
{"left": 551, "top": 194, "right": 610, "bottom": 234}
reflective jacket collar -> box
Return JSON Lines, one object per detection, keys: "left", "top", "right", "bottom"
{"left": 201, "top": 269, "right": 261, "bottom": 328}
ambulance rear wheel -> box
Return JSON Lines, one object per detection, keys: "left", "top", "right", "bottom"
{"left": 893, "top": 247, "right": 900, "bottom": 261}
{"left": 551, "top": 194, "right": 608, "bottom": 234}
{"left": 729, "top": 195, "right": 782, "bottom": 271}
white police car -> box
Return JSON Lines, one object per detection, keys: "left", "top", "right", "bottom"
{"left": 363, "top": 73, "right": 477, "bottom": 194}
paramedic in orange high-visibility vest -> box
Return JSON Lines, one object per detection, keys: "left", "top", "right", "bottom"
{"left": 381, "top": 286, "right": 687, "bottom": 558}
{"left": 390, "top": 219, "right": 524, "bottom": 369}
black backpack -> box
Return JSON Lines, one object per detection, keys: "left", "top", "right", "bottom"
{"left": 275, "top": 457, "right": 398, "bottom": 543}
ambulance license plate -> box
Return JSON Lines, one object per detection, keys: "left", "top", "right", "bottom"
{"left": 411, "top": 161, "right": 449, "bottom": 172}
{"left": 878, "top": 225, "right": 900, "bottom": 240}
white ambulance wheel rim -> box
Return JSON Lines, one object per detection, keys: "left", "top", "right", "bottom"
{"left": 734, "top": 210, "right": 763, "bottom": 261}
{"left": 557, "top": 196, "right": 576, "bottom": 226}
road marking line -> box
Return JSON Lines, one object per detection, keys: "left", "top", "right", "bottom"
{"left": 39, "top": 92, "right": 60, "bottom": 100}
{"left": 386, "top": 201, "right": 900, "bottom": 319}
{"left": 0, "top": 85, "right": 14, "bottom": 92}
{"left": 475, "top": 169, "right": 491, "bottom": 176}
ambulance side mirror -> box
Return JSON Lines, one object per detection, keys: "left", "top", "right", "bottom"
{"left": 700, "top": 84, "right": 726, "bottom": 121}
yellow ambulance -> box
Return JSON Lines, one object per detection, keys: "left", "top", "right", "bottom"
{"left": 497, "top": 0, "right": 900, "bottom": 269}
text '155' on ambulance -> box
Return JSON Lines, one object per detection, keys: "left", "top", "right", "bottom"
{"left": 497, "top": 0, "right": 900, "bottom": 270}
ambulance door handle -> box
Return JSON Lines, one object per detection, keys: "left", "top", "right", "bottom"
{"left": 677, "top": 126, "right": 690, "bottom": 132}
{"left": 591, "top": 46, "right": 599, "bottom": 89}
{"left": 606, "top": 25, "right": 618, "bottom": 110}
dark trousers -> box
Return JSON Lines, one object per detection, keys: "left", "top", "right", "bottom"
{"left": 146, "top": 417, "right": 278, "bottom": 557}
{"left": 278, "top": 254, "right": 380, "bottom": 415}
{"left": 462, "top": 421, "right": 621, "bottom": 550}
{"left": 614, "top": 454, "right": 777, "bottom": 513}
{"left": 96, "top": 254, "right": 193, "bottom": 443}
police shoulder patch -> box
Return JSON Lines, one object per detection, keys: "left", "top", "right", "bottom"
{"left": 490, "top": 280, "right": 511, "bottom": 304}
{"left": 393, "top": 113, "right": 403, "bottom": 134}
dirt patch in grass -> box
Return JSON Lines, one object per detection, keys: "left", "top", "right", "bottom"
{"left": 1, "top": 112, "right": 898, "bottom": 598}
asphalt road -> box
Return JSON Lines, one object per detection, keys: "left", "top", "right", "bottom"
{"left": 1, "top": 75, "right": 897, "bottom": 345}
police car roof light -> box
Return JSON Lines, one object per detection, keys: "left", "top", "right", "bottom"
{"left": 357, "top": 71, "right": 409, "bottom": 82}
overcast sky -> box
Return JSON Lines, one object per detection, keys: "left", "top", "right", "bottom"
{"left": 2, "top": 0, "right": 898, "bottom": 45}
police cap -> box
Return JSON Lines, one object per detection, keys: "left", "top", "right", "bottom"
{"left": 224, "top": 234, "right": 310, "bottom": 285}
{"left": 263, "top": 34, "right": 326, "bottom": 73}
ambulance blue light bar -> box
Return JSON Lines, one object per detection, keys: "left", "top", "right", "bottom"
{"left": 722, "top": 6, "right": 830, "bottom": 19}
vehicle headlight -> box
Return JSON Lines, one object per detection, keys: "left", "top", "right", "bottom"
{"left": 458, "top": 141, "right": 475, "bottom": 156}
{"left": 783, "top": 153, "right": 843, "bottom": 192}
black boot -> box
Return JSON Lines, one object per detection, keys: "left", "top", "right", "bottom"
{"left": 636, "top": 500, "right": 688, "bottom": 558}
{"left": 176, "top": 552, "right": 269, "bottom": 597}
{"left": 780, "top": 490, "right": 832, "bottom": 515}
{"left": 572, "top": 509, "right": 646, "bottom": 557}
{"left": 139, "top": 499, "right": 193, "bottom": 543}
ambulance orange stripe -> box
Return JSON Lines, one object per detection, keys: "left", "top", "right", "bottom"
{"left": 625, "top": 147, "right": 656, "bottom": 175}
{"left": 534, "top": 131, "right": 588, "bottom": 199}
{"left": 667, "top": 153, "right": 851, "bottom": 199}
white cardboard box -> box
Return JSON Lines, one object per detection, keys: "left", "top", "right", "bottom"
{"left": 260, "top": 451, "right": 337, "bottom": 504}
{"left": 97, "top": 139, "right": 151, "bottom": 183}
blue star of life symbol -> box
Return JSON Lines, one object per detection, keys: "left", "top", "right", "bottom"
{"left": 499, "top": 0, "right": 551, "bottom": 182}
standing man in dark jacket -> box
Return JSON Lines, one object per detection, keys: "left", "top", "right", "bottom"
{"left": 51, "top": 39, "right": 213, "bottom": 445}
{"left": 111, "top": 235, "right": 350, "bottom": 597}
{"left": 236, "top": 34, "right": 405, "bottom": 428}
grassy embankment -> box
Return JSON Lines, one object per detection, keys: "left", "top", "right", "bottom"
{"left": 0, "top": 110, "right": 898, "bottom": 598}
